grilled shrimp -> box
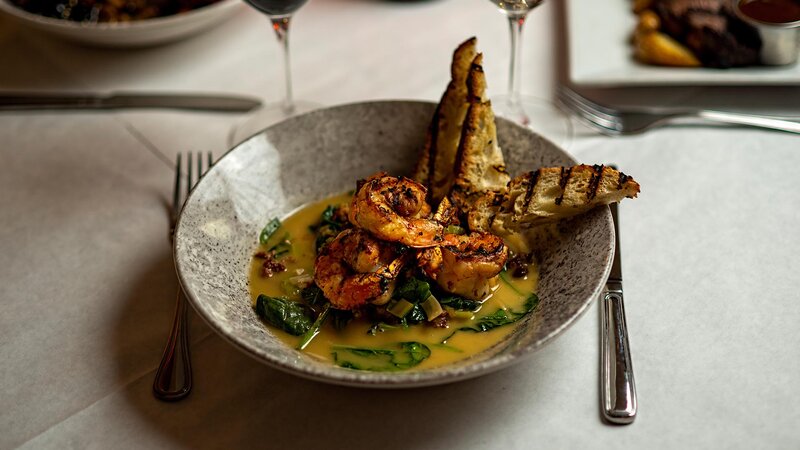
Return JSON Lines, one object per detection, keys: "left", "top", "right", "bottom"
{"left": 349, "top": 172, "right": 443, "bottom": 248}
{"left": 314, "top": 228, "right": 407, "bottom": 310}
{"left": 418, "top": 231, "right": 508, "bottom": 300}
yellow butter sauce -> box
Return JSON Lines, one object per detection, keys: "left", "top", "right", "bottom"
{"left": 248, "top": 193, "right": 538, "bottom": 371}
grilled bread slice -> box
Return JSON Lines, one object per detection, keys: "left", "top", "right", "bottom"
{"left": 465, "top": 53, "right": 488, "bottom": 103}
{"left": 414, "top": 38, "right": 640, "bottom": 255}
{"left": 412, "top": 37, "right": 478, "bottom": 202}
{"left": 469, "top": 165, "right": 640, "bottom": 253}
{"left": 450, "top": 100, "right": 510, "bottom": 211}
{"left": 449, "top": 53, "right": 509, "bottom": 211}
{"left": 496, "top": 165, "right": 639, "bottom": 227}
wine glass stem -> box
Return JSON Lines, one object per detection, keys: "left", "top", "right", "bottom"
{"left": 271, "top": 15, "right": 295, "bottom": 114}
{"left": 506, "top": 13, "right": 528, "bottom": 111}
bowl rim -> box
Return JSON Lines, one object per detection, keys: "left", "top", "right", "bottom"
{"left": 0, "top": 0, "right": 240, "bottom": 31}
{"left": 173, "top": 99, "right": 614, "bottom": 388}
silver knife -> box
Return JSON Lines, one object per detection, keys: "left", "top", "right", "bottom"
{"left": 601, "top": 201, "right": 637, "bottom": 424}
{"left": 0, "top": 92, "right": 261, "bottom": 112}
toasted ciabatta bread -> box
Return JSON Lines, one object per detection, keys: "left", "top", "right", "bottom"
{"left": 412, "top": 37, "right": 478, "bottom": 203}
{"left": 416, "top": 38, "right": 641, "bottom": 255}
{"left": 503, "top": 165, "right": 639, "bottom": 225}
{"left": 465, "top": 53, "right": 488, "bottom": 103}
{"left": 449, "top": 56, "right": 509, "bottom": 212}
{"left": 450, "top": 101, "right": 509, "bottom": 209}
{"left": 468, "top": 165, "right": 640, "bottom": 252}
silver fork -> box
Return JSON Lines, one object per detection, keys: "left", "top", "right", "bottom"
{"left": 557, "top": 86, "right": 800, "bottom": 136}
{"left": 153, "top": 151, "right": 213, "bottom": 402}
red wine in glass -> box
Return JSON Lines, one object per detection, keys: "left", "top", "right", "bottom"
{"left": 243, "top": 0, "right": 308, "bottom": 16}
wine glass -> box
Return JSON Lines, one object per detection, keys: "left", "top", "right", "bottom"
{"left": 488, "top": 0, "right": 573, "bottom": 147}
{"left": 230, "top": 0, "right": 318, "bottom": 145}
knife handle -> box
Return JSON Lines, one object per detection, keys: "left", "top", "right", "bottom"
{"left": 0, "top": 93, "right": 261, "bottom": 112}
{"left": 0, "top": 95, "right": 102, "bottom": 110}
{"left": 601, "top": 286, "right": 637, "bottom": 424}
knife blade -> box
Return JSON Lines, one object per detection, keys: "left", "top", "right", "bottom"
{"left": 0, "top": 92, "right": 261, "bottom": 112}
{"left": 600, "top": 201, "right": 637, "bottom": 424}
{"left": 607, "top": 202, "right": 623, "bottom": 286}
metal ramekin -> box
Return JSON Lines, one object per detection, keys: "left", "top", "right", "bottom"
{"left": 733, "top": 0, "right": 800, "bottom": 65}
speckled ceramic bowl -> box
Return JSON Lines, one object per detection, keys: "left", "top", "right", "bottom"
{"left": 174, "top": 100, "right": 614, "bottom": 388}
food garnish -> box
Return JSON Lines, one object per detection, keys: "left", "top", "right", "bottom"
{"left": 332, "top": 342, "right": 432, "bottom": 372}
{"left": 255, "top": 295, "right": 314, "bottom": 336}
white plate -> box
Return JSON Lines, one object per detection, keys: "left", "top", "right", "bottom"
{"left": 0, "top": 0, "right": 241, "bottom": 48}
{"left": 566, "top": 0, "right": 800, "bottom": 86}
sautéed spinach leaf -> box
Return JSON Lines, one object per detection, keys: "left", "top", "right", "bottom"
{"left": 332, "top": 342, "right": 431, "bottom": 371}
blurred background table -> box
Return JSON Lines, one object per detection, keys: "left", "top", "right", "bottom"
{"left": 1, "top": 0, "right": 799, "bottom": 448}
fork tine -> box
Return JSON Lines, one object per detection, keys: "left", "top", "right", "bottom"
{"left": 557, "top": 92, "right": 620, "bottom": 131}
{"left": 207, "top": 152, "right": 213, "bottom": 173}
{"left": 558, "top": 86, "right": 619, "bottom": 120}
{"left": 187, "top": 152, "right": 194, "bottom": 200}
{"left": 197, "top": 151, "right": 202, "bottom": 182}
{"left": 170, "top": 153, "right": 183, "bottom": 233}
{"left": 200, "top": 151, "right": 210, "bottom": 179}
{"left": 558, "top": 88, "right": 620, "bottom": 127}
{"left": 556, "top": 97, "right": 621, "bottom": 136}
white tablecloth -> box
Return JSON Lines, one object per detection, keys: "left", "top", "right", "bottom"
{"left": 2, "top": 0, "right": 799, "bottom": 448}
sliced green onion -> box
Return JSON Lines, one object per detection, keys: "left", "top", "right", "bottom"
{"left": 387, "top": 299, "right": 414, "bottom": 318}
{"left": 421, "top": 295, "right": 443, "bottom": 321}
{"left": 289, "top": 273, "right": 313, "bottom": 287}
{"left": 281, "top": 279, "right": 302, "bottom": 297}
